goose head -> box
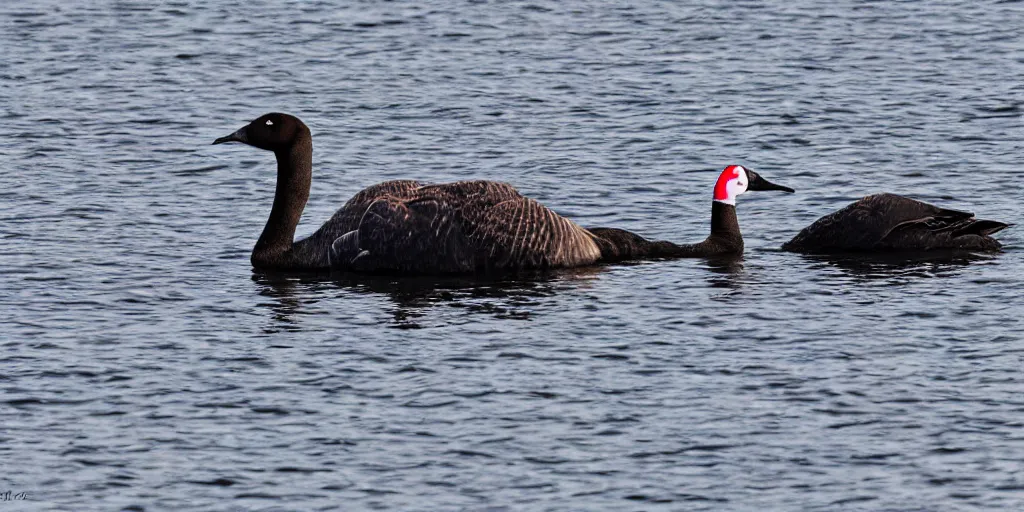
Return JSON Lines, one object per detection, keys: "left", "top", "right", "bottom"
{"left": 213, "top": 112, "right": 309, "bottom": 152}
{"left": 712, "top": 165, "right": 794, "bottom": 205}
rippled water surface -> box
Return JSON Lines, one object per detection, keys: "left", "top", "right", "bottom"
{"left": 3, "top": 1, "right": 1024, "bottom": 510}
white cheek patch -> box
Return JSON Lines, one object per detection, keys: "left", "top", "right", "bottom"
{"left": 716, "top": 171, "right": 748, "bottom": 205}
{"left": 266, "top": 119, "right": 274, "bottom": 126}
{"left": 713, "top": 166, "right": 749, "bottom": 205}
{"left": 723, "top": 180, "right": 740, "bottom": 204}
{"left": 730, "top": 171, "right": 749, "bottom": 199}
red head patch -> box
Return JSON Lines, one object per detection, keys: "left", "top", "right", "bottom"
{"left": 713, "top": 165, "right": 744, "bottom": 203}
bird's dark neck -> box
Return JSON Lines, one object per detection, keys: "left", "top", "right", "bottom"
{"left": 252, "top": 134, "right": 313, "bottom": 269}
{"left": 709, "top": 201, "right": 742, "bottom": 249}
{"left": 589, "top": 201, "right": 743, "bottom": 262}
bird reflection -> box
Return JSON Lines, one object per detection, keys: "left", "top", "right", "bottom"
{"left": 702, "top": 255, "right": 745, "bottom": 289}
{"left": 252, "top": 272, "right": 328, "bottom": 332}
{"left": 800, "top": 250, "right": 997, "bottom": 282}
{"left": 251, "top": 266, "right": 607, "bottom": 329}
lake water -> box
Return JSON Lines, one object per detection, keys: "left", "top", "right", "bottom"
{"left": 3, "top": 1, "right": 1023, "bottom": 510}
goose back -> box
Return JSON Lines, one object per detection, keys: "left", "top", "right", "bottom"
{"left": 783, "top": 193, "right": 1008, "bottom": 253}
{"left": 329, "top": 180, "right": 602, "bottom": 274}
{"left": 317, "top": 179, "right": 423, "bottom": 236}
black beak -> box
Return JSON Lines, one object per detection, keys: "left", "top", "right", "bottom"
{"left": 745, "top": 169, "right": 795, "bottom": 193}
{"left": 212, "top": 126, "right": 248, "bottom": 145}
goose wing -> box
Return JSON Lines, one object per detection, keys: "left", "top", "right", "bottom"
{"left": 877, "top": 210, "right": 1009, "bottom": 251}
{"left": 783, "top": 193, "right": 975, "bottom": 252}
{"left": 284, "top": 180, "right": 424, "bottom": 269}
{"left": 331, "top": 181, "right": 600, "bottom": 273}
{"left": 462, "top": 195, "right": 602, "bottom": 270}
{"left": 326, "top": 179, "right": 424, "bottom": 233}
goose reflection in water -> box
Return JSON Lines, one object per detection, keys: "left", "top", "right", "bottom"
{"left": 801, "top": 251, "right": 998, "bottom": 283}
{"left": 702, "top": 255, "right": 746, "bottom": 291}
{"left": 251, "top": 267, "right": 608, "bottom": 329}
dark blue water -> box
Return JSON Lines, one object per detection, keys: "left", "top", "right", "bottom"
{"left": 3, "top": 1, "right": 1023, "bottom": 510}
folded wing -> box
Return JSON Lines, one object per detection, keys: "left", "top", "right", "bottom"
{"left": 330, "top": 181, "right": 601, "bottom": 273}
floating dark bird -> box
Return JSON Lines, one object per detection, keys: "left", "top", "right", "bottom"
{"left": 213, "top": 113, "right": 793, "bottom": 274}
{"left": 782, "top": 193, "right": 1009, "bottom": 254}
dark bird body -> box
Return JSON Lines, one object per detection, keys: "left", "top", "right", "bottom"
{"left": 327, "top": 179, "right": 605, "bottom": 274}
{"left": 213, "top": 113, "right": 793, "bottom": 274}
{"left": 782, "top": 193, "right": 1008, "bottom": 254}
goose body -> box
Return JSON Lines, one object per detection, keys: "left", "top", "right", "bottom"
{"left": 782, "top": 193, "right": 1009, "bottom": 254}
{"left": 213, "top": 113, "right": 794, "bottom": 274}
{"left": 328, "top": 179, "right": 605, "bottom": 274}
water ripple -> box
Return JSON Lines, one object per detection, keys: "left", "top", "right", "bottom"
{"left": 1, "top": 0, "right": 1023, "bottom": 510}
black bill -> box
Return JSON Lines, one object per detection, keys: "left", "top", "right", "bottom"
{"left": 746, "top": 169, "right": 795, "bottom": 193}
{"left": 212, "top": 126, "right": 248, "bottom": 145}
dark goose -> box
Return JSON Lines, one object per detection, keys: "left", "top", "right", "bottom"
{"left": 782, "top": 193, "right": 1009, "bottom": 254}
{"left": 213, "top": 113, "right": 794, "bottom": 274}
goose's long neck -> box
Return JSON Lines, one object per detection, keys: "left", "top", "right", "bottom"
{"left": 589, "top": 201, "right": 744, "bottom": 261}
{"left": 648, "top": 202, "right": 743, "bottom": 256}
{"left": 710, "top": 201, "right": 741, "bottom": 242}
{"left": 252, "top": 134, "right": 312, "bottom": 267}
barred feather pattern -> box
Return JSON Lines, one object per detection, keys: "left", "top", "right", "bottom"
{"left": 326, "top": 180, "right": 603, "bottom": 274}
{"left": 284, "top": 180, "right": 423, "bottom": 270}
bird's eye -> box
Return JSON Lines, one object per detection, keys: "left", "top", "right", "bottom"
{"left": 265, "top": 119, "right": 274, "bottom": 126}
